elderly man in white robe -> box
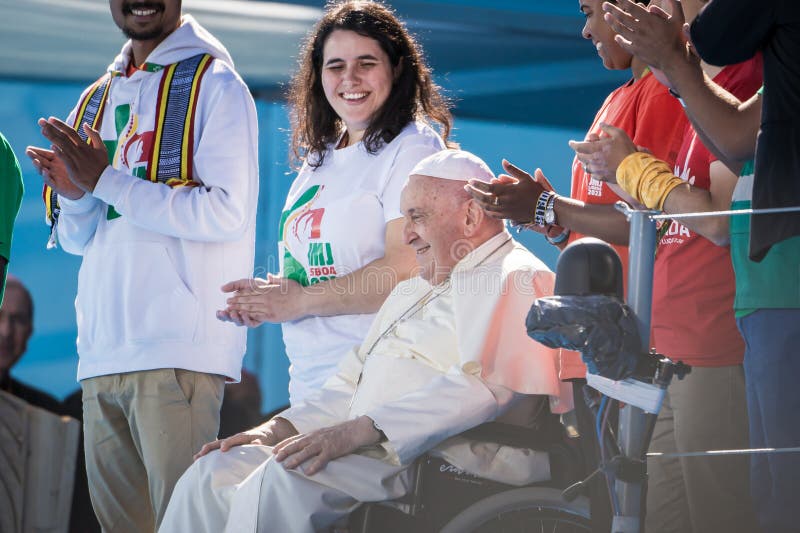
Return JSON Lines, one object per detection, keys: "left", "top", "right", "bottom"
{"left": 160, "top": 149, "right": 572, "bottom": 533}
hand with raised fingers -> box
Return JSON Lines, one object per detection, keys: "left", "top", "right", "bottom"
{"left": 521, "top": 166, "right": 568, "bottom": 239}
{"left": 602, "top": 0, "right": 691, "bottom": 75}
{"left": 569, "top": 123, "right": 638, "bottom": 183}
{"left": 465, "top": 159, "right": 554, "bottom": 231}
{"left": 193, "top": 427, "right": 278, "bottom": 461}
{"left": 37, "top": 118, "right": 108, "bottom": 194}
{"left": 26, "top": 145, "right": 85, "bottom": 200}
{"left": 272, "top": 416, "right": 381, "bottom": 476}
{"left": 218, "top": 274, "right": 307, "bottom": 326}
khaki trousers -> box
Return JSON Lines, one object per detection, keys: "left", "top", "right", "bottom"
{"left": 645, "top": 365, "right": 756, "bottom": 533}
{"left": 81, "top": 369, "right": 224, "bottom": 533}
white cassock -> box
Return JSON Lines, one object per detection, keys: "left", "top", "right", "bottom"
{"left": 160, "top": 231, "right": 573, "bottom": 533}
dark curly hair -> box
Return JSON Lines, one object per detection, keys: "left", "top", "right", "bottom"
{"left": 288, "top": 0, "right": 454, "bottom": 168}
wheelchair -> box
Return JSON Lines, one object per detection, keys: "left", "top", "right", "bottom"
{"left": 348, "top": 413, "right": 593, "bottom": 533}
{"left": 350, "top": 216, "right": 679, "bottom": 532}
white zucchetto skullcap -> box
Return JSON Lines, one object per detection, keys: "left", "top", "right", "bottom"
{"left": 410, "top": 149, "right": 495, "bottom": 184}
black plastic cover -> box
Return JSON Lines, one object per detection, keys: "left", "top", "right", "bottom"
{"left": 526, "top": 295, "right": 642, "bottom": 381}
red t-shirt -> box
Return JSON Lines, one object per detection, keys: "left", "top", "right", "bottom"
{"left": 126, "top": 61, "right": 141, "bottom": 77}
{"left": 560, "top": 71, "right": 687, "bottom": 381}
{"left": 651, "top": 56, "right": 763, "bottom": 366}
{"left": 568, "top": 71, "right": 688, "bottom": 280}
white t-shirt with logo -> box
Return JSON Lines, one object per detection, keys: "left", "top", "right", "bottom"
{"left": 279, "top": 121, "right": 445, "bottom": 404}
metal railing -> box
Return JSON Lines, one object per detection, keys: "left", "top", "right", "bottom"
{"left": 606, "top": 202, "right": 800, "bottom": 533}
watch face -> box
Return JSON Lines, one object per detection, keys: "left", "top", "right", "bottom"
{"left": 544, "top": 209, "right": 556, "bottom": 225}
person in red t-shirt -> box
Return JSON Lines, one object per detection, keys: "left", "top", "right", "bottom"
{"left": 466, "top": 0, "right": 688, "bottom": 300}
{"left": 466, "top": 0, "right": 686, "bottom": 285}
{"left": 465, "top": 1, "right": 688, "bottom": 529}
{"left": 571, "top": 1, "right": 763, "bottom": 530}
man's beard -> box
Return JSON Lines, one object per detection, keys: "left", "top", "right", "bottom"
{"left": 120, "top": 2, "right": 166, "bottom": 41}
{"left": 122, "top": 25, "right": 165, "bottom": 41}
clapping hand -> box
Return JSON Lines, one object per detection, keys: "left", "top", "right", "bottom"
{"left": 569, "top": 124, "right": 639, "bottom": 183}
{"left": 217, "top": 274, "right": 307, "bottom": 327}
{"left": 466, "top": 161, "right": 547, "bottom": 227}
{"left": 26, "top": 143, "right": 85, "bottom": 201}
{"left": 34, "top": 118, "right": 108, "bottom": 195}
{"left": 602, "top": 0, "right": 699, "bottom": 78}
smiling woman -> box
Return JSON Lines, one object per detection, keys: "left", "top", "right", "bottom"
{"left": 320, "top": 30, "right": 396, "bottom": 146}
{"left": 288, "top": 0, "right": 453, "bottom": 167}
{"left": 219, "top": 1, "right": 454, "bottom": 405}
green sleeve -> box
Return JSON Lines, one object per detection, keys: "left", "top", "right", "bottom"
{"left": 0, "top": 131, "right": 24, "bottom": 264}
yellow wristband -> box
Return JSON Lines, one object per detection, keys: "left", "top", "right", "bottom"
{"left": 616, "top": 152, "right": 684, "bottom": 210}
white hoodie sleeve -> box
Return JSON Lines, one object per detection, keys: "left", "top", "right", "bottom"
{"left": 56, "top": 194, "right": 104, "bottom": 255}
{"left": 91, "top": 72, "right": 259, "bottom": 242}
{"left": 54, "top": 102, "right": 105, "bottom": 256}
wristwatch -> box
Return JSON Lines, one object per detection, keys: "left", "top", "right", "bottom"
{"left": 534, "top": 191, "right": 553, "bottom": 227}
{"left": 544, "top": 192, "right": 558, "bottom": 226}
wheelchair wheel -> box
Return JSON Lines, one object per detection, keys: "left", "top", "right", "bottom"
{"left": 439, "top": 487, "right": 591, "bottom": 533}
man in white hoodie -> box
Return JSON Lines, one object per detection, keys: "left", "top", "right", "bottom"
{"left": 25, "top": 1, "right": 258, "bottom": 531}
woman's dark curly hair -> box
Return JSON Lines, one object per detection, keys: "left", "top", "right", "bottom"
{"left": 288, "top": 0, "right": 454, "bottom": 168}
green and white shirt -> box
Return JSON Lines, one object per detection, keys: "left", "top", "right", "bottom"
{"left": 279, "top": 121, "right": 444, "bottom": 404}
{"left": 731, "top": 160, "right": 800, "bottom": 317}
